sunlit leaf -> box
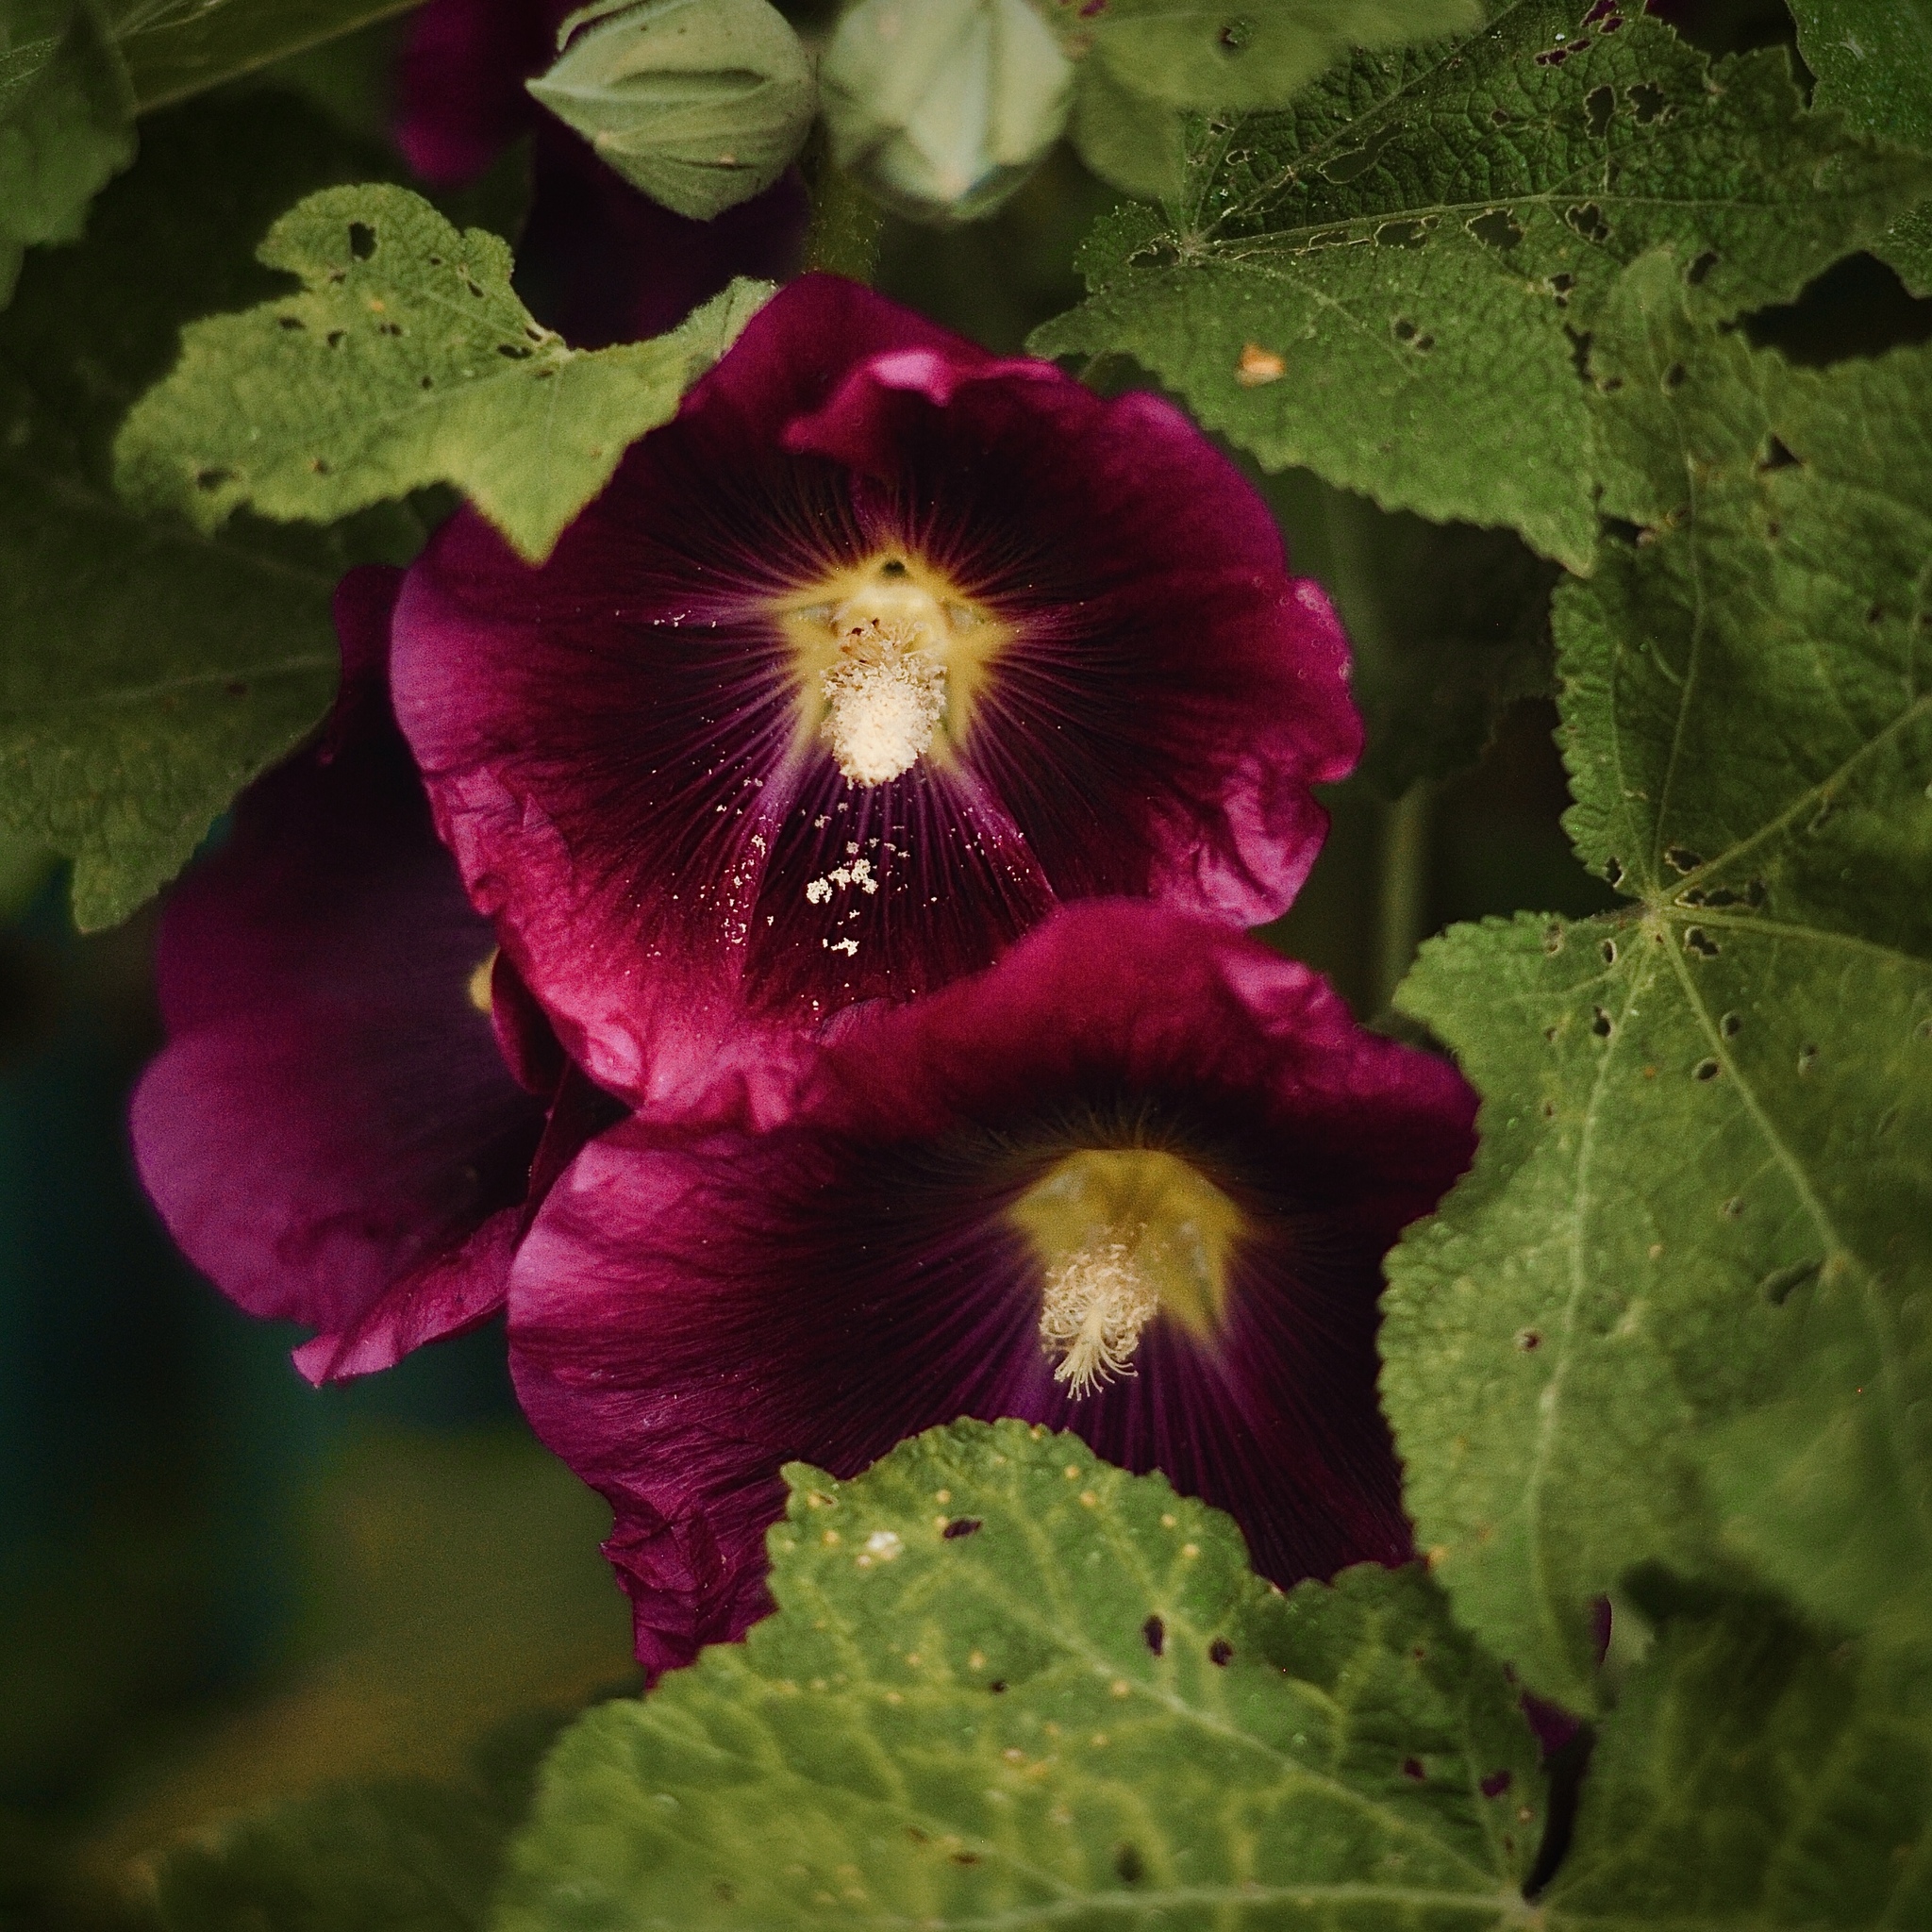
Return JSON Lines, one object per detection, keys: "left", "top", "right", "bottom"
{"left": 495, "top": 1420, "right": 1547, "bottom": 1932}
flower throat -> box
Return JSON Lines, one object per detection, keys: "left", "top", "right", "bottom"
{"left": 777, "top": 554, "right": 1006, "bottom": 785}
{"left": 1009, "top": 1147, "right": 1244, "bottom": 1397}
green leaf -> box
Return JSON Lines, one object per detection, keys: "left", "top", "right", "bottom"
{"left": 494, "top": 1421, "right": 1548, "bottom": 1932}
{"left": 115, "top": 183, "right": 774, "bottom": 563}
{"left": 1378, "top": 251, "right": 1932, "bottom": 1709}
{"left": 109, "top": 0, "right": 424, "bottom": 112}
{"left": 1063, "top": 0, "right": 1484, "bottom": 203}
{"left": 1073, "top": 0, "right": 1481, "bottom": 110}
{"left": 1541, "top": 1592, "right": 1932, "bottom": 1927}
{"left": 1029, "top": 2, "right": 1932, "bottom": 569}
{"left": 1260, "top": 468, "right": 1556, "bottom": 797}
{"left": 1790, "top": 0, "right": 1932, "bottom": 293}
{"left": 0, "top": 93, "right": 430, "bottom": 929}
{"left": 1703, "top": 1294, "right": 1932, "bottom": 1681}
{"left": 0, "top": 0, "right": 135, "bottom": 306}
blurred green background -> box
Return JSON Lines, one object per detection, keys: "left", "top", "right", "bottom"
{"left": 8, "top": 0, "right": 1926, "bottom": 1922}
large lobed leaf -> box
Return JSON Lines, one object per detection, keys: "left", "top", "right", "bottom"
{"left": 116, "top": 184, "right": 774, "bottom": 564}
{"left": 0, "top": 94, "right": 431, "bottom": 930}
{"left": 148, "top": 1430, "right": 1932, "bottom": 1929}
{"left": 1030, "top": 0, "right": 1932, "bottom": 569}
{"left": 1379, "top": 251, "right": 1932, "bottom": 1710}
{"left": 494, "top": 1420, "right": 1549, "bottom": 1932}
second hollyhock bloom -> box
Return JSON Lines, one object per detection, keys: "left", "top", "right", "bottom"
{"left": 508, "top": 902, "right": 1477, "bottom": 1675}
{"left": 130, "top": 568, "right": 613, "bottom": 1384}
{"left": 392, "top": 275, "right": 1361, "bottom": 1121}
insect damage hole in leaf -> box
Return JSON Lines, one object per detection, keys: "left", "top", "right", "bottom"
{"left": 1468, "top": 208, "right": 1524, "bottom": 251}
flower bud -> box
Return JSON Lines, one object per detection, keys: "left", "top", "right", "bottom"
{"left": 526, "top": 0, "right": 815, "bottom": 222}
{"left": 821, "top": 0, "right": 1074, "bottom": 225}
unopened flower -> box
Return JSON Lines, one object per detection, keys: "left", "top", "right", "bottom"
{"left": 131, "top": 569, "right": 615, "bottom": 1384}
{"left": 508, "top": 901, "right": 1476, "bottom": 1674}
{"left": 394, "top": 0, "right": 808, "bottom": 348}
{"left": 820, "top": 0, "right": 1074, "bottom": 223}
{"left": 392, "top": 276, "right": 1360, "bottom": 1121}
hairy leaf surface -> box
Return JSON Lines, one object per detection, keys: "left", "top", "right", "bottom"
{"left": 0, "top": 97, "right": 427, "bottom": 928}
{"left": 116, "top": 184, "right": 773, "bottom": 563}
{"left": 1031, "top": 1, "right": 1932, "bottom": 567}
{"left": 495, "top": 1421, "right": 1547, "bottom": 1932}
{"left": 1380, "top": 253, "right": 1932, "bottom": 1708}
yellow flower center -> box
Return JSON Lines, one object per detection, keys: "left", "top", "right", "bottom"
{"left": 775, "top": 554, "right": 1008, "bottom": 784}
{"left": 1009, "top": 1148, "right": 1245, "bottom": 1397}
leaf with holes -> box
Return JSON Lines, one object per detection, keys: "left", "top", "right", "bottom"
{"left": 1539, "top": 1588, "right": 1932, "bottom": 1928}
{"left": 0, "top": 0, "right": 135, "bottom": 307}
{"left": 495, "top": 1420, "right": 1548, "bottom": 1932}
{"left": 1059, "top": 0, "right": 1481, "bottom": 199}
{"left": 1029, "top": 0, "right": 1932, "bottom": 569}
{"left": 1790, "top": 0, "right": 1932, "bottom": 294}
{"left": 1379, "top": 250, "right": 1932, "bottom": 1711}
{"left": 0, "top": 95, "right": 431, "bottom": 930}
{"left": 114, "top": 184, "right": 774, "bottom": 564}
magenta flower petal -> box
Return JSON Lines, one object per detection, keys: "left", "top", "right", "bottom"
{"left": 393, "top": 276, "right": 1361, "bottom": 1119}
{"left": 507, "top": 901, "right": 1474, "bottom": 1676}
{"left": 131, "top": 568, "right": 558, "bottom": 1384}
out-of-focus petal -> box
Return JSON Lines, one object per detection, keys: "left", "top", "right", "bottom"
{"left": 132, "top": 568, "right": 556, "bottom": 1382}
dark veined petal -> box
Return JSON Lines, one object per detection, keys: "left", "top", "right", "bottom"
{"left": 393, "top": 276, "right": 1361, "bottom": 1119}
{"left": 508, "top": 901, "right": 1474, "bottom": 1676}
{"left": 131, "top": 569, "right": 584, "bottom": 1384}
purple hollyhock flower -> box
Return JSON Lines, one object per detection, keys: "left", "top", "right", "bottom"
{"left": 508, "top": 901, "right": 1475, "bottom": 1675}
{"left": 130, "top": 567, "right": 615, "bottom": 1385}
{"left": 391, "top": 275, "right": 1361, "bottom": 1124}
{"left": 394, "top": 0, "right": 808, "bottom": 349}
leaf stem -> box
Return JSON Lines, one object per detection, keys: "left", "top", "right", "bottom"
{"left": 799, "top": 129, "right": 882, "bottom": 285}
{"left": 1374, "top": 780, "right": 1434, "bottom": 1015}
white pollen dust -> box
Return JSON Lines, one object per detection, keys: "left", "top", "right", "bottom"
{"left": 1038, "top": 1239, "right": 1161, "bottom": 1399}
{"left": 821, "top": 620, "right": 946, "bottom": 786}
